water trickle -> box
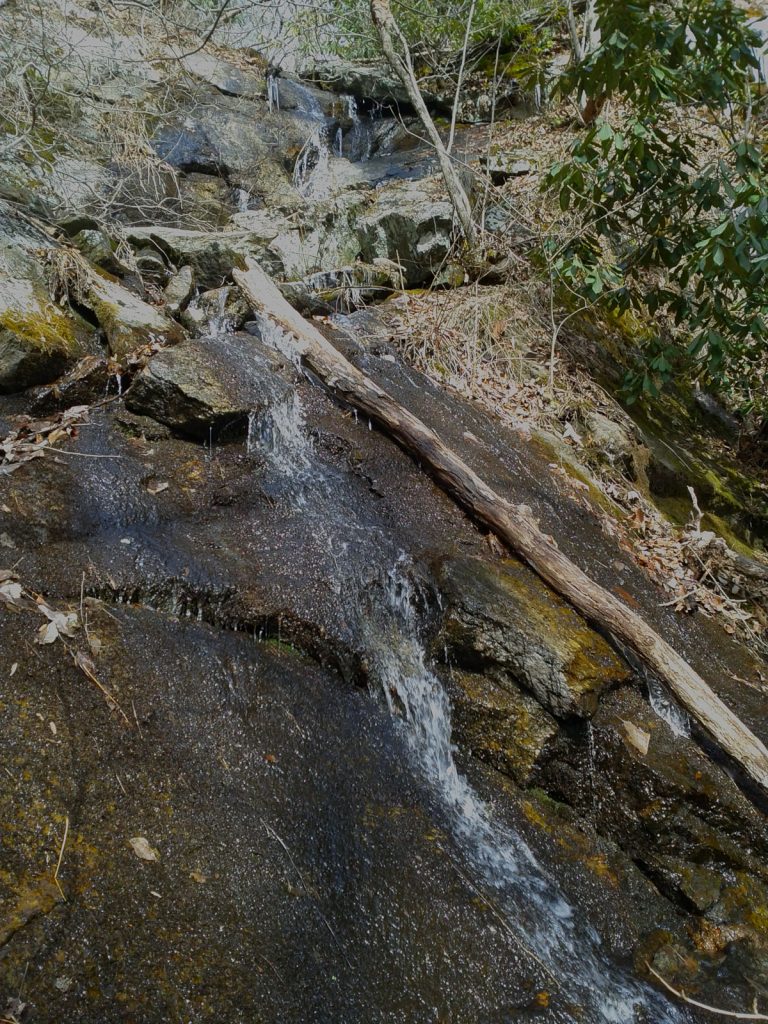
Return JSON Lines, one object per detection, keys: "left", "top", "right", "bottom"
{"left": 586, "top": 720, "right": 598, "bottom": 813}
{"left": 342, "top": 93, "right": 373, "bottom": 161}
{"left": 363, "top": 555, "right": 689, "bottom": 1024}
{"left": 234, "top": 186, "right": 251, "bottom": 213}
{"left": 248, "top": 393, "right": 311, "bottom": 469}
{"left": 266, "top": 73, "right": 280, "bottom": 113}
{"left": 293, "top": 125, "right": 332, "bottom": 199}
{"left": 335, "top": 126, "right": 343, "bottom": 158}
{"left": 647, "top": 675, "right": 691, "bottom": 737}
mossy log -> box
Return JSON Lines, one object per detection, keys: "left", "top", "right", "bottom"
{"left": 233, "top": 259, "right": 768, "bottom": 797}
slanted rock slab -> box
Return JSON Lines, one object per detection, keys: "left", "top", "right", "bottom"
{"left": 85, "top": 273, "right": 185, "bottom": 359}
{"left": 126, "top": 332, "right": 291, "bottom": 440}
{"left": 447, "top": 667, "right": 559, "bottom": 784}
{"left": 436, "top": 554, "right": 629, "bottom": 717}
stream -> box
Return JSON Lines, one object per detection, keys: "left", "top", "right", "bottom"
{"left": 248, "top": 316, "right": 693, "bottom": 1023}
{"left": 4, "top": 27, "right": 766, "bottom": 1021}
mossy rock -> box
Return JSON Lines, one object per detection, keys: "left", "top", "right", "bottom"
{"left": 447, "top": 668, "right": 559, "bottom": 784}
{"left": 435, "top": 553, "right": 629, "bottom": 718}
{"left": 85, "top": 275, "right": 185, "bottom": 360}
{"left": 0, "top": 292, "right": 93, "bottom": 393}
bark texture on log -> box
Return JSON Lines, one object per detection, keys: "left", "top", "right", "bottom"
{"left": 369, "top": 0, "right": 477, "bottom": 249}
{"left": 233, "top": 259, "right": 768, "bottom": 796}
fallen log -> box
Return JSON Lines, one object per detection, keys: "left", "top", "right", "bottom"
{"left": 233, "top": 259, "right": 768, "bottom": 796}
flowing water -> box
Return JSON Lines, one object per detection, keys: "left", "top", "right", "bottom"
{"left": 266, "top": 72, "right": 280, "bottom": 113}
{"left": 245, "top": 317, "right": 694, "bottom": 1024}
{"left": 293, "top": 124, "right": 332, "bottom": 199}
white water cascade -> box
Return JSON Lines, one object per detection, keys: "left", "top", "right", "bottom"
{"left": 343, "top": 93, "right": 372, "bottom": 161}
{"left": 266, "top": 72, "right": 280, "bottom": 113}
{"left": 245, "top": 319, "right": 692, "bottom": 1024}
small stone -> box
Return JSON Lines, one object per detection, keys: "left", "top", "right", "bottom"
{"left": 480, "top": 153, "right": 533, "bottom": 183}
{"left": 163, "top": 265, "right": 195, "bottom": 314}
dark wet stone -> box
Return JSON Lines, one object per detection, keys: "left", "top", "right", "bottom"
{"left": 435, "top": 554, "right": 629, "bottom": 717}
{"left": 447, "top": 667, "right": 559, "bottom": 784}
{"left": 30, "top": 355, "right": 114, "bottom": 414}
{"left": 125, "top": 332, "right": 291, "bottom": 440}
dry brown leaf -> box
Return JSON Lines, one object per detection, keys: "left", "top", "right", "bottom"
{"left": 128, "top": 836, "right": 159, "bottom": 862}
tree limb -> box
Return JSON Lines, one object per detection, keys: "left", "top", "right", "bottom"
{"left": 370, "top": 0, "right": 477, "bottom": 249}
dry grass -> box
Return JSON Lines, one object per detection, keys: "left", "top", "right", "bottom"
{"left": 387, "top": 280, "right": 768, "bottom": 652}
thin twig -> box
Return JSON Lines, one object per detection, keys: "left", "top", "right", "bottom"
{"left": 68, "top": 643, "right": 131, "bottom": 727}
{"left": 51, "top": 450, "right": 124, "bottom": 459}
{"left": 261, "top": 818, "right": 353, "bottom": 968}
{"left": 53, "top": 814, "right": 69, "bottom": 901}
{"left": 647, "top": 963, "right": 768, "bottom": 1020}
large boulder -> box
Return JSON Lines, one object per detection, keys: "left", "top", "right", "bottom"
{"left": 435, "top": 554, "right": 629, "bottom": 717}
{"left": 356, "top": 180, "right": 455, "bottom": 286}
{"left": 232, "top": 195, "right": 365, "bottom": 281}
{"left": 125, "top": 333, "right": 291, "bottom": 440}
{"left": 124, "top": 225, "right": 282, "bottom": 290}
{"left": 152, "top": 88, "right": 304, "bottom": 210}
{"left": 302, "top": 60, "right": 411, "bottom": 109}
{"left": 0, "top": 205, "right": 95, "bottom": 393}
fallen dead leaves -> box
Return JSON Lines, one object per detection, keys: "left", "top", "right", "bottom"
{"left": 0, "top": 405, "right": 90, "bottom": 475}
{"left": 1, "top": 570, "right": 130, "bottom": 724}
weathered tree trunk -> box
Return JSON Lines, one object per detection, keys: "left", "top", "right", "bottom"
{"left": 370, "top": 0, "right": 478, "bottom": 250}
{"left": 233, "top": 259, "right": 768, "bottom": 796}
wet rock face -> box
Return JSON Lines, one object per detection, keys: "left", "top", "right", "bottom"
{"left": 436, "top": 554, "right": 629, "bottom": 717}
{"left": 125, "top": 332, "right": 291, "bottom": 440}
{"left": 538, "top": 685, "right": 768, "bottom": 997}
{"left": 303, "top": 59, "right": 521, "bottom": 123}
{"left": 447, "top": 667, "right": 559, "bottom": 784}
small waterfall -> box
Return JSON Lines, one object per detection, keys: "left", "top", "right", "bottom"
{"left": 247, "top": 313, "right": 691, "bottom": 1024}
{"left": 335, "top": 126, "right": 343, "bottom": 158}
{"left": 647, "top": 675, "right": 691, "bottom": 737}
{"left": 293, "top": 126, "right": 332, "bottom": 199}
{"left": 248, "top": 393, "right": 310, "bottom": 470}
{"left": 363, "top": 555, "right": 690, "bottom": 1024}
{"left": 343, "top": 93, "right": 373, "bottom": 161}
{"left": 266, "top": 73, "right": 280, "bottom": 113}
{"left": 184, "top": 287, "right": 231, "bottom": 337}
